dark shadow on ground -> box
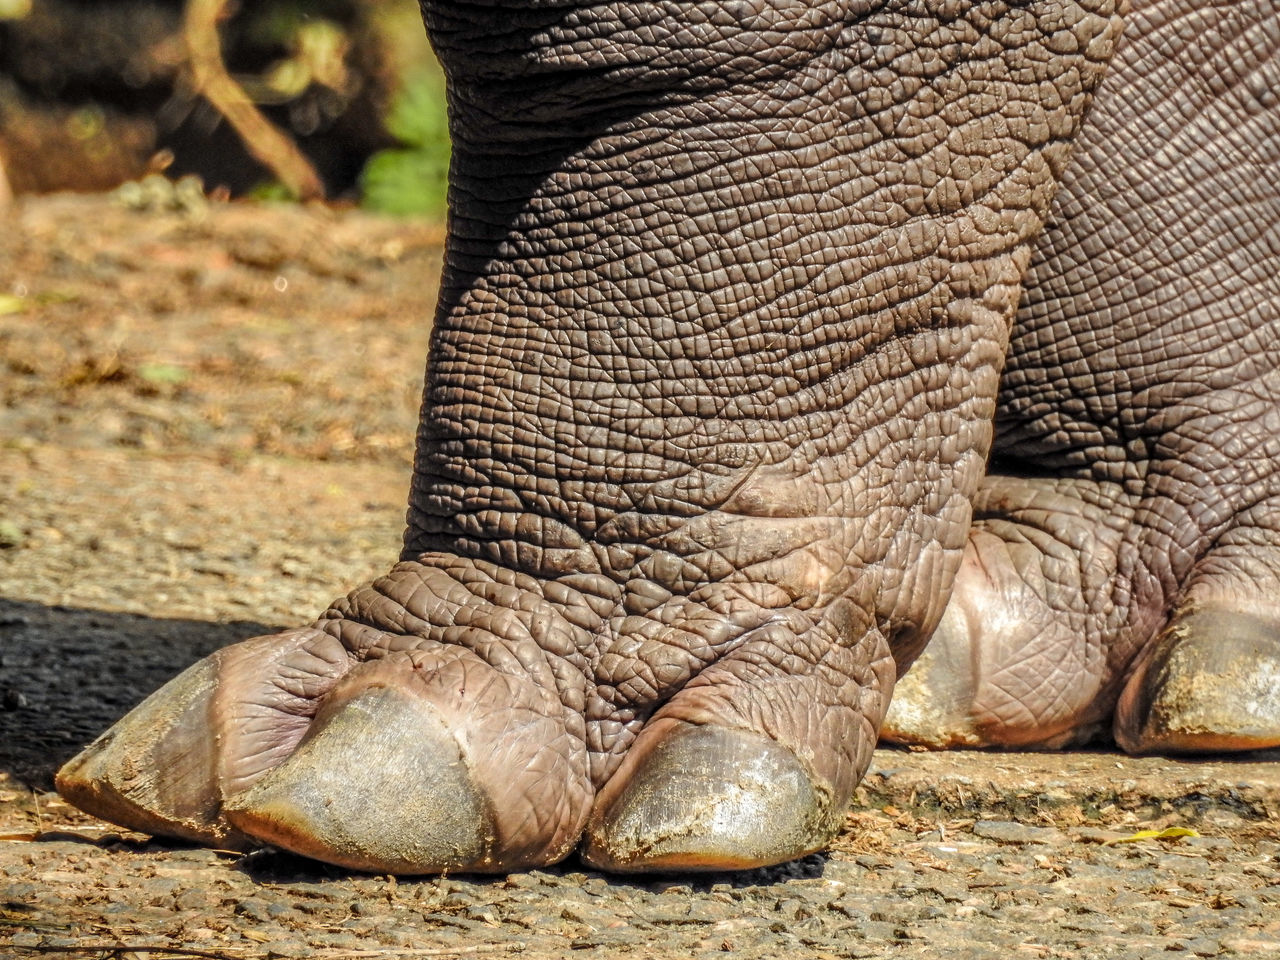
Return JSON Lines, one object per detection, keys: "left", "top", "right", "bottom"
{"left": 233, "top": 844, "right": 831, "bottom": 889}
{"left": 0, "top": 597, "right": 275, "bottom": 789}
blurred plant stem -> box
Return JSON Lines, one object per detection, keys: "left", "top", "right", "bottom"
{"left": 183, "top": 0, "right": 323, "bottom": 201}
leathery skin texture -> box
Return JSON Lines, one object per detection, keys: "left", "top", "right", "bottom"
{"left": 56, "top": 0, "right": 1277, "bottom": 875}
{"left": 882, "top": 0, "right": 1280, "bottom": 753}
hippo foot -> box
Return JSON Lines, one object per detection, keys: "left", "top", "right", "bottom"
{"left": 883, "top": 476, "right": 1280, "bottom": 754}
{"left": 58, "top": 555, "right": 886, "bottom": 873}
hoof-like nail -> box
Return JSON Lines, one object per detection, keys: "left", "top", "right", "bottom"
{"left": 1117, "top": 608, "right": 1280, "bottom": 754}
{"left": 55, "top": 657, "right": 252, "bottom": 849}
{"left": 581, "top": 722, "right": 838, "bottom": 873}
{"left": 224, "top": 685, "right": 496, "bottom": 873}
{"left": 881, "top": 602, "right": 983, "bottom": 748}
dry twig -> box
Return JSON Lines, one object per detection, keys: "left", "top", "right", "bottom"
{"left": 7, "top": 942, "right": 524, "bottom": 959}
{"left": 183, "top": 0, "right": 324, "bottom": 200}
{"left": 0, "top": 154, "right": 11, "bottom": 211}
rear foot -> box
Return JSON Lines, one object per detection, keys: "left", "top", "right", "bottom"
{"left": 883, "top": 477, "right": 1126, "bottom": 749}
{"left": 884, "top": 478, "right": 1280, "bottom": 756}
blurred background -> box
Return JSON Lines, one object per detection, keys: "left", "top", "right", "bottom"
{"left": 0, "top": 0, "right": 450, "bottom": 217}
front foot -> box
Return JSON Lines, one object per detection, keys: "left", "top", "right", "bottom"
{"left": 57, "top": 653, "right": 255, "bottom": 851}
{"left": 58, "top": 559, "right": 896, "bottom": 874}
{"left": 584, "top": 601, "right": 892, "bottom": 873}
{"left": 58, "top": 558, "right": 596, "bottom": 873}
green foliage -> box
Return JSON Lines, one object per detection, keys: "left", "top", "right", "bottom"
{"left": 243, "top": 0, "right": 353, "bottom": 49}
{"left": 248, "top": 181, "right": 300, "bottom": 203}
{"left": 361, "top": 148, "right": 449, "bottom": 219}
{"left": 361, "top": 70, "right": 450, "bottom": 219}
{"left": 137, "top": 363, "right": 189, "bottom": 387}
{"left": 384, "top": 66, "right": 450, "bottom": 148}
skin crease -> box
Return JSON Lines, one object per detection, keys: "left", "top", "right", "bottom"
{"left": 55, "top": 0, "right": 1279, "bottom": 874}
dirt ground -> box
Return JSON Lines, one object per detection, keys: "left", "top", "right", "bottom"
{"left": 1, "top": 192, "right": 1278, "bottom": 959}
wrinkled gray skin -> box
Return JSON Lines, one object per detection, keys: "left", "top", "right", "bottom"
{"left": 58, "top": 0, "right": 1280, "bottom": 874}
